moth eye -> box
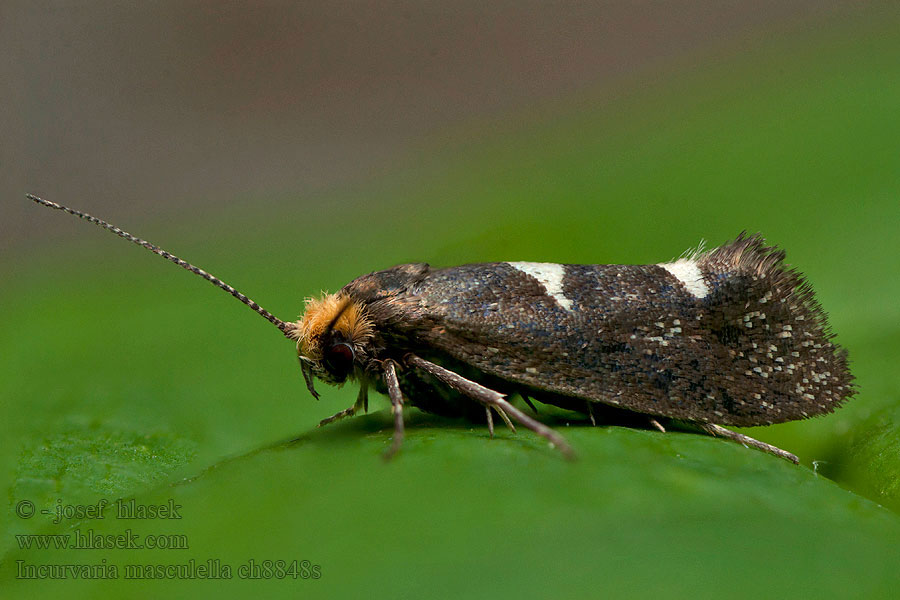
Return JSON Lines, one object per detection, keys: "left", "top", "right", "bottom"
{"left": 325, "top": 342, "right": 355, "bottom": 372}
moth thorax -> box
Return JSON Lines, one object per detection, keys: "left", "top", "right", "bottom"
{"left": 286, "top": 293, "right": 374, "bottom": 362}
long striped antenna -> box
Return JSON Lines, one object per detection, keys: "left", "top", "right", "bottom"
{"left": 27, "top": 193, "right": 291, "bottom": 336}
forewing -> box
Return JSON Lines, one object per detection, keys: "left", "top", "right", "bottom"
{"left": 394, "top": 247, "right": 850, "bottom": 426}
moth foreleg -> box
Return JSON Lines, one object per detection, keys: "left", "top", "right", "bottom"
{"left": 700, "top": 423, "right": 799, "bottom": 464}
{"left": 383, "top": 361, "right": 405, "bottom": 460}
{"left": 406, "top": 354, "right": 575, "bottom": 459}
{"left": 318, "top": 382, "right": 368, "bottom": 428}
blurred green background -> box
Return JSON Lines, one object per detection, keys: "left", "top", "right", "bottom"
{"left": 2, "top": 2, "right": 899, "bottom": 598}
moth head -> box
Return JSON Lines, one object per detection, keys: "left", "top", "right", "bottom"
{"left": 285, "top": 293, "right": 374, "bottom": 388}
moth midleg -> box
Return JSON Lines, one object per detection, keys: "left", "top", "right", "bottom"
{"left": 383, "top": 361, "right": 405, "bottom": 460}
{"left": 405, "top": 354, "right": 575, "bottom": 459}
{"left": 485, "top": 407, "right": 494, "bottom": 438}
{"left": 318, "top": 382, "right": 369, "bottom": 428}
{"left": 700, "top": 423, "right": 799, "bottom": 464}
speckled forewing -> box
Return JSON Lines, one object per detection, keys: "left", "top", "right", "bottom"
{"left": 386, "top": 236, "right": 852, "bottom": 426}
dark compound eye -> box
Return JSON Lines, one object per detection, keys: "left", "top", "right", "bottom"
{"left": 324, "top": 342, "right": 355, "bottom": 373}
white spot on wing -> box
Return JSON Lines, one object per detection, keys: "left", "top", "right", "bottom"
{"left": 506, "top": 262, "right": 574, "bottom": 311}
{"left": 657, "top": 259, "right": 710, "bottom": 299}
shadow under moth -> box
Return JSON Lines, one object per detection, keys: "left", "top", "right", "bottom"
{"left": 28, "top": 194, "right": 854, "bottom": 463}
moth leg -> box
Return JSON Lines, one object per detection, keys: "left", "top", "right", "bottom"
{"left": 318, "top": 382, "right": 368, "bottom": 428}
{"left": 521, "top": 393, "right": 538, "bottom": 415}
{"left": 360, "top": 383, "right": 369, "bottom": 413}
{"left": 484, "top": 406, "right": 517, "bottom": 438}
{"left": 648, "top": 418, "right": 666, "bottom": 433}
{"left": 587, "top": 402, "right": 596, "bottom": 426}
{"left": 383, "top": 361, "right": 405, "bottom": 460}
{"left": 493, "top": 406, "right": 516, "bottom": 433}
{"left": 701, "top": 423, "right": 799, "bottom": 464}
{"left": 406, "top": 354, "right": 575, "bottom": 459}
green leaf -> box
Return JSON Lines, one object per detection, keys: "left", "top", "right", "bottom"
{"left": 4, "top": 412, "right": 899, "bottom": 598}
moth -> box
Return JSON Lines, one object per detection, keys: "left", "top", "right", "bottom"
{"left": 29, "top": 194, "right": 854, "bottom": 463}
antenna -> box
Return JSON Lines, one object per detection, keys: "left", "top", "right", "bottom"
{"left": 27, "top": 193, "right": 291, "bottom": 336}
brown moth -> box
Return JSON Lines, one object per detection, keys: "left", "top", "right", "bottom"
{"left": 28, "top": 194, "right": 854, "bottom": 462}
